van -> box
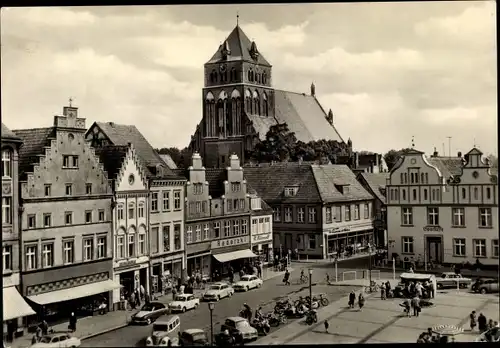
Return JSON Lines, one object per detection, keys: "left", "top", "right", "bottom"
{"left": 145, "top": 314, "right": 181, "bottom": 346}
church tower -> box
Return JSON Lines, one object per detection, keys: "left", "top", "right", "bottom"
{"left": 198, "top": 23, "right": 275, "bottom": 168}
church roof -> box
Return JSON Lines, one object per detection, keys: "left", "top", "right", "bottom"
{"left": 206, "top": 25, "right": 271, "bottom": 67}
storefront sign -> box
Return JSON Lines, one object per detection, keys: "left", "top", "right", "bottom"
{"left": 252, "top": 233, "right": 272, "bottom": 243}
{"left": 212, "top": 236, "right": 249, "bottom": 249}
{"left": 2, "top": 182, "right": 12, "bottom": 195}
{"left": 329, "top": 226, "right": 351, "bottom": 234}
{"left": 115, "top": 259, "right": 137, "bottom": 270}
{"left": 423, "top": 226, "right": 443, "bottom": 232}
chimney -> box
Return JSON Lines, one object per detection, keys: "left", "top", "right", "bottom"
{"left": 326, "top": 109, "right": 333, "bottom": 125}
{"left": 433, "top": 147, "right": 438, "bottom": 157}
{"left": 354, "top": 152, "right": 359, "bottom": 168}
{"left": 457, "top": 151, "right": 462, "bottom": 157}
{"left": 191, "top": 152, "right": 203, "bottom": 169}
{"left": 310, "top": 82, "right": 316, "bottom": 97}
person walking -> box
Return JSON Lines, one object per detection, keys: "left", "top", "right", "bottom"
{"left": 358, "top": 293, "right": 365, "bottom": 311}
{"left": 478, "top": 313, "right": 487, "bottom": 333}
{"left": 470, "top": 311, "right": 477, "bottom": 331}
{"left": 381, "top": 286, "right": 386, "bottom": 300}
{"left": 68, "top": 312, "right": 77, "bottom": 333}
{"left": 35, "top": 325, "right": 42, "bottom": 341}
{"left": 403, "top": 299, "right": 411, "bottom": 318}
{"left": 348, "top": 291, "right": 356, "bottom": 309}
{"left": 283, "top": 268, "right": 290, "bottom": 286}
{"left": 411, "top": 296, "right": 420, "bottom": 317}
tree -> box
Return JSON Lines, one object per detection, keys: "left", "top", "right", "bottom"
{"left": 383, "top": 148, "right": 413, "bottom": 171}
{"left": 486, "top": 154, "right": 498, "bottom": 168}
{"left": 156, "top": 146, "right": 191, "bottom": 168}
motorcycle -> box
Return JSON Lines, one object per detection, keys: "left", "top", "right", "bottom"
{"left": 274, "top": 298, "right": 291, "bottom": 313}
{"left": 251, "top": 317, "right": 270, "bottom": 335}
{"left": 303, "top": 297, "right": 320, "bottom": 310}
{"left": 239, "top": 309, "right": 252, "bottom": 321}
{"left": 314, "top": 293, "right": 329, "bottom": 307}
{"left": 266, "top": 312, "right": 287, "bottom": 327}
{"left": 305, "top": 310, "right": 318, "bottom": 325}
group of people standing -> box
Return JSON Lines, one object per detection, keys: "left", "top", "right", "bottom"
{"left": 470, "top": 311, "right": 499, "bottom": 333}
{"left": 348, "top": 290, "right": 365, "bottom": 311}
{"left": 125, "top": 285, "right": 151, "bottom": 309}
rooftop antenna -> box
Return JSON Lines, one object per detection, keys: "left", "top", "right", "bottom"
{"left": 411, "top": 136, "right": 415, "bottom": 148}
{"left": 69, "top": 97, "right": 74, "bottom": 107}
{"left": 442, "top": 143, "right": 445, "bottom": 157}
{"left": 236, "top": 12, "right": 239, "bottom": 26}
{"left": 473, "top": 137, "right": 476, "bottom": 147}
{"left": 447, "top": 136, "right": 452, "bottom": 157}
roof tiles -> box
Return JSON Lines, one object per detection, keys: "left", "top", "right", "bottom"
{"left": 358, "top": 172, "right": 389, "bottom": 204}
{"left": 1, "top": 123, "right": 22, "bottom": 141}
{"left": 94, "top": 145, "right": 129, "bottom": 180}
{"left": 12, "top": 127, "right": 56, "bottom": 179}
{"left": 427, "top": 157, "right": 463, "bottom": 177}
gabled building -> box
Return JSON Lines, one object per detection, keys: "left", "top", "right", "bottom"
{"left": 386, "top": 148, "right": 498, "bottom": 267}
{"left": 2, "top": 123, "right": 35, "bottom": 342}
{"left": 95, "top": 144, "right": 151, "bottom": 309}
{"left": 173, "top": 153, "right": 259, "bottom": 278}
{"left": 244, "top": 163, "right": 375, "bottom": 259}
{"left": 13, "top": 105, "right": 119, "bottom": 327}
{"left": 248, "top": 187, "right": 273, "bottom": 262}
{"left": 189, "top": 24, "right": 347, "bottom": 168}
{"left": 357, "top": 172, "right": 389, "bottom": 248}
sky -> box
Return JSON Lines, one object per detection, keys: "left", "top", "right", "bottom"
{"left": 1, "top": 2, "right": 497, "bottom": 156}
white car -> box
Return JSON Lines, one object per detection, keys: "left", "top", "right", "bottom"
{"left": 169, "top": 294, "right": 200, "bottom": 313}
{"left": 203, "top": 283, "right": 234, "bottom": 301}
{"left": 30, "top": 334, "right": 81, "bottom": 348}
{"left": 233, "top": 275, "right": 263, "bottom": 292}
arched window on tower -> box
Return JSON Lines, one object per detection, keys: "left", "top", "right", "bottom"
{"left": 205, "top": 92, "right": 215, "bottom": 137}
{"left": 231, "top": 90, "right": 241, "bottom": 135}
{"left": 230, "top": 68, "right": 236, "bottom": 82}
{"left": 253, "top": 90, "right": 260, "bottom": 115}
{"left": 211, "top": 70, "right": 217, "bottom": 84}
{"left": 225, "top": 98, "right": 232, "bottom": 136}
{"left": 262, "top": 72, "right": 267, "bottom": 84}
{"left": 217, "top": 99, "right": 225, "bottom": 137}
{"left": 245, "top": 89, "right": 252, "bottom": 114}
{"left": 248, "top": 70, "right": 254, "bottom": 82}
{"left": 263, "top": 93, "right": 269, "bottom": 116}
{"left": 256, "top": 73, "right": 260, "bottom": 84}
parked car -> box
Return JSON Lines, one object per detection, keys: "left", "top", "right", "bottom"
{"left": 132, "top": 302, "right": 170, "bottom": 325}
{"left": 202, "top": 283, "right": 234, "bottom": 301}
{"left": 475, "top": 326, "right": 500, "bottom": 342}
{"left": 145, "top": 315, "right": 181, "bottom": 347}
{"left": 221, "top": 317, "right": 258, "bottom": 342}
{"left": 179, "top": 329, "right": 209, "bottom": 346}
{"left": 169, "top": 294, "right": 200, "bottom": 313}
{"left": 436, "top": 272, "right": 472, "bottom": 289}
{"left": 30, "top": 334, "right": 81, "bottom": 348}
{"left": 233, "top": 275, "right": 263, "bottom": 292}
{"left": 472, "top": 278, "right": 499, "bottom": 294}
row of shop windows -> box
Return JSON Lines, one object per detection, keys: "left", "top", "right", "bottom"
{"left": 401, "top": 236, "right": 499, "bottom": 258}
{"left": 186, "top": 219, "right": 248, "bottom": 243}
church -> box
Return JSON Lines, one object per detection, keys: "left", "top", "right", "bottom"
{"left": 188, "top": 24, "right": 348, "bottom": 168}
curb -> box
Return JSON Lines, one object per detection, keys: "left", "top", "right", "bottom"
{"left": 81, "top": 323, "right": 129, "bottom": 341}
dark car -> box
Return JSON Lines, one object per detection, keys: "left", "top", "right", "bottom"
{"left": 131, "top": 302, "right": 170, "bottom": 325}
{"left": 179, "top": 329, "right": 209, "bottom": 346}
{"left": 472, "top": 278, "right": 499, "bottom": 294}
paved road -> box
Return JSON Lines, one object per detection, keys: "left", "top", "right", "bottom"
{"left": 82, "top": 264, "right": 367, "bottom": 347}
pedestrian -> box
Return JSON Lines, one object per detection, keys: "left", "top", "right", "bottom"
{"left": 283, "top": 268, "right": 290, "bottom": 286}
{"left": 429, "top": 281, "right": 434, "bottom": 299}
{"left": 172, "top": 286, "right": 177, "bottom": 301}
{"left": 68, "top": 312, "right": 77, "bottom": 333}
{"left": 403, "top": 299, "right": 411, "bottom": 318}
{"left": 478, "top": 313, "right": 487, "bottom": 332}
{"left": 35, "top": 325, "right": 42, "bottom": 341}
{"left": 381, "top": 286, "right": 386, "bottom": 300}
{"left": 488, "top": 319, "right": 494, "bottom": 329}
{"left": 257, "top": 263, "right": 262, "bottom": 279}
{"left": 324, "top": 320, "right": 329, "bottom": 333}
{"left": 179, "top": 283, "right": 185, "bottom": 295}
{"left": 470, "top": 311, "right": 477, "bottom": 331}
{"left": 348, "top": 291, "right": 356, "bottom": 309}
{"left": 140, "top": 284, "right": 145, "bottom": 300}
{"left": 145, "top": 292, "right": 151, "bottom": 304}
{"left": 358, "top": 293, "right": 365, "bottom": 311}
{"left": 411, "top": 296, "right": 420, "bottom": 317}
{"left": 135, "top": 289, "right": 141, "bottom": 307}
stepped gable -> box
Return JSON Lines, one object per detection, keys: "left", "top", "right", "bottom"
{"left": 94, "top": 145, "right": 131, "bottom": 180}
{"left": 358, "top": 172, "right": 390, "bottom": 204}
{"left": 12, "top": 127, "right": 56, "bottom": 180}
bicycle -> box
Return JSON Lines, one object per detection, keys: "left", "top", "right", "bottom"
{"left": 365, "top": 281, "right": 380, "bottom": 294}
{"left": 299, "top": 274, "right": 309, "bottom": 284}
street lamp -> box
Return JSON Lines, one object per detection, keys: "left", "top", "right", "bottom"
{"left": 208, "top": 302, "right": 215, "bottom": 345}
{"left": 368, "top": 243, "right": 372, "bottom": 287}
{"left": 308, "top": 269, "right": 313, "bottom": 309}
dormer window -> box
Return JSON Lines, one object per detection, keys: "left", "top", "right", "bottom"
{"left": 335, "top": 184, "right": 350, "bottom": 194}
{"left": 251, "top": 197, "right": 261, "bottom": 210}
{"left": 284, "top": 187, "right": 298, "bottom": 197}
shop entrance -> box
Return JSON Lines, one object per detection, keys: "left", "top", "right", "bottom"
{"left": 119, "top": 271, "right": 135, "bottom": 295}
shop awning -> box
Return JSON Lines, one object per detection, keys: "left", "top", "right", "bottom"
{"left": 27, "top": 279, "right": 122, "bottom": 305}
{"left": 3, "top": 286, "right": 36, "bottom": 320}
{"left": 213, "top": 249, "right": 258, "bottom": 263}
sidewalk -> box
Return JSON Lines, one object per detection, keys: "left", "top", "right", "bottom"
{"left": 375, "top": 265, "right": 499, "bottom": 279}
{"left": 292, "top": 252, "right": 371, "bottom": 264}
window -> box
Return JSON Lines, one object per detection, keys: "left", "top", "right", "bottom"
{"left": 402, "top": 189, "right": 406, "bottom": 200}
{"left": 251, "top": 198, "right": 261, "bottom": 210}
{"left": 364, "top": 203, "right": 369, "bottom": 219}
{"left": 345, "top": 206, "right": 351, "bottom": 222}
{"left": 224, "top": 221, "right": 231, "bottom": 237}
{"left": 128, "top": 202, "right": 135, "bottom": 219}
{"left": 412, "top": 189, "right": 417, "bottom": 201}
{"left": 42, "top": 243, "right": 53, "bottom": 268}
{"left": 273, "top": 207, "right": 281, "bottom": 222}
{"left": 174, "top": 224, "right": 181, "bottom": 249}
{"left": 474, "top": 187, "right": 479, "bottom": 200}
{"left": 400, "top": 173, "right": 404, "bottom": 184}
{"left": 492, "top": 239, "right": 499, "bottom": 258}
{"left": 117, "top": 235, "right": 125, "bottom": 258}
{"left": 86, "top": 183, "right": 92, "bottom": 194}
{"left": 425, "top": 173, "right": 428, "bottom": 183}
{"left": 402, "top": 207, "right": 413, "bottom": 225}
{"left": 334, "top": 206, "right": 342, "bottom": 222}
{"left": 213, "top": 221, "right": 220, "bottom": 238}
{"left": 25, "top": 245, "right": 37, "bottom": 270}
{"left": 423, "top": 189, "right": 428, "bottom": 200}
{"left": 486, "top": 187, "right": 492, "bottom": 200}
{"left": 85, "top": 210, "right": 92, "bottom": 223}
{"left": 2, "top": 245, "right": 12, "bottom": 271}
{"left": 151, "top": 227, "right": 159, "bottom": 254}
{"left": 196, "top": 202, "right": 202, "bottom": 213}
{"left": 410, "top": 173, "right": 414, "bottom": 184}
{"left": 174, "top": 191, "right": 181, "bottom": 210}
{"left": 325, "top": 206, "right": 332, "bottom": 224}
{"left": 196, "top": 225, "right": 201, "bottom": 241}
{"left": 297, "top": 207, "right": 305, "bottom": 223}
{"left": 163, "top": 225, "right": 171, "bottom": 252}
{"left": 43, "top": 213, "right": 51, "bottom": 227}
{"left": 193, "top": 183, "right": 203, "bottom": 195}
{"left": 203, "top": 224, "right": 209, "bottom": 240}
{"left": 241, "top": 220, "right": 247, "bottom": 235}
{"left": 284, "top": 187, "right": 297, "bottom": 197}
{"left": 284, "top": 207, "right": 292, "bottom": 222}
{"left": 138, "top": 203, "right": 144, "bottom": 218}
{"left": 231, "top": 183, "right": 241, "bottom": 192}
{"left": 84, "top": 239, "right": 94, "bottom": 261}
{"left": 427, "top": 207, "right": 439, "bottom": 225}
{"left": 308, "top": 234, "right": 316, "bottom": 249}
{"left": 98, "top": 209, "right": 105, "bottom": 222}
{"left": 479, "top": 208, "right": 492, "bottom": 227}
{"left": 453, "top": 238, "right": 466, "bottom": 257}
{"left": 452, "top": 208, "right": 465, "bottom": 227}
{"left": 462, "top": 188, "right": 466, "bottom": 200}
{"left": 44, "top": 184, "right": 51, "bottom": 197}
{"left": 138, "top": 233, "right": 145, "bottom": 255}
{"left": 72, "top": 156, "right": 79, "bottom": 168}
{"left": 308, "top": 207, "right": 317, "bottom": 223}
{"left": 239, "top": 199, "right": 245, "bottom": 210}
{"left": 65, "top": 184, "right": 73, "bottom": 196}
{"left": 64, "top": 212, "right": 73, "bottom": 225}
{"left": 97, "top": 236, "right": 106, "bottom": 259}
{"left": 118, "top": 204, "right": 124, "bottom": 220}
{"left": 404, "top": 173, "right": 408, "bottom": 183}
{"left": 186, "top": 226, "right": 193, "bottom": 243}
{"left": 63, "top": 240, "right": 74, "bottom": 264}
{"left": 151, "top": 192, "right": 159, "bottom": 212}
{"left": 473, "top": 239, "right": 486, "bottom": 257}
{"left": 354, "top": 205, "right": 360, "bottom": 220}
{"left": 402, "top": 237, "right": 414, "bottom": 254}
{"left": 227, "top": 199, "right": 232, "bottom": 212}
{"left": 233, "top": 220, "right": 240, "bottom": 235}
{"left": 162, "top": 191, "right": 170, "bottom": 210}
{"left": 2, "top": 197, "right": 12, "bottom": 224}
{"left": 2, "top": 150, "right": 11, "bottom": 177}
{"left": 63, "top": 155, "right": 78, "bottom": 168}
{"left": 28, "top": 214, "right": 36, "bottom": 229}
{"left": 128, "top": 234, "right": 135, "bottom": 257}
